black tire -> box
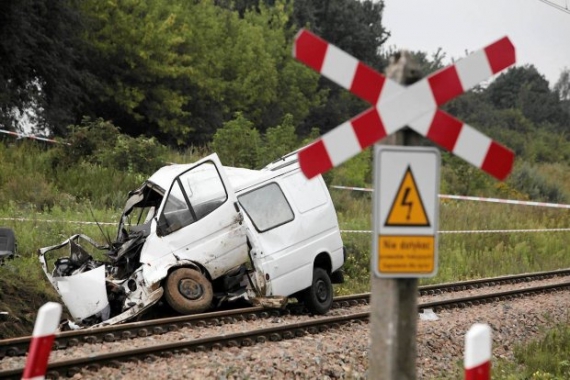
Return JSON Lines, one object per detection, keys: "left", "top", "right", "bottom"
{"left": 301, "top": 267, "right": 333, "bottom": 315}
{"left": 164, "top": 268, "right": 213, "bottom": 314}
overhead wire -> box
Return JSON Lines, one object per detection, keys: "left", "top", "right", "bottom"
{"left": 538, "top": 0, "right": 570, "bottom": 14}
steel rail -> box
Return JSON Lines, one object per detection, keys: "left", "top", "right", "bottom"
{"left": 417, "top": 268, "right": 570, "bottom": 294}
{"left": 1, "top": 268, "right": 569, "bottom": 359}
{"left": 1, "top": 281, "right": 569, "bottom": 379}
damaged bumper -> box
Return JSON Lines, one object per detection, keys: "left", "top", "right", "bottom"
{"left": 38, "top": 234, "right": 159, "bottom": 329}
{"left": 91, "top": 287, "right": 164, "bottom": 329}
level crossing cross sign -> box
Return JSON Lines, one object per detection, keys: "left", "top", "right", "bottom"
{"left": 292, "top": 29, "right": 516, "bottom": 181}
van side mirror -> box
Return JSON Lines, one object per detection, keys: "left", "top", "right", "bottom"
{"left": 155, "top": 217, "right": 166, "bottom": 237}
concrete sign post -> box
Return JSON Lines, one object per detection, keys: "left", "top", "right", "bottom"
{"left": 291, "top": 28, "right": 516, "bottom": 379}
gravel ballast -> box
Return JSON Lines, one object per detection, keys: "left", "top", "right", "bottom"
{"left": 2, "top": 283, "right": 569, "bottom": 379}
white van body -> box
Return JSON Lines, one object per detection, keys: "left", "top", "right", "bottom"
{"left": 39, "top": 153, "right": 345, "bottom": 328}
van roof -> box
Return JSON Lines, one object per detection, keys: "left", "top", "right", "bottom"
{"left": 146, "top": 154, "right": 301, "bottom": 194}
{"left": 230, "top": 154, "right": 301, "bottom": 192}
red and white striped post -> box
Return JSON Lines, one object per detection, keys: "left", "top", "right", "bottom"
{"left": 465, "top": 323, "right": 492, "bottom": 380}
{"left": 22, "top": 302, "right": 62, "bottom": 380}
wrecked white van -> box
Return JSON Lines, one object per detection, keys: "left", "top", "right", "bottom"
{"left": 38, "top": 153, "right": 345, "bottom": 328}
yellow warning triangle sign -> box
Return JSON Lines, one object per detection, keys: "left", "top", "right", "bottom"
{"left": 385, "top": 166, "right": 430, "bottom": 227}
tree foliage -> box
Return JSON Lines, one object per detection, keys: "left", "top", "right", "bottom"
{"left": 258, "top": 113, "right": 298, "bottom": 165}
{"left": 0, "top": 0, "right": 390, "bottom": 144}
{"left": 0, "top": 0, "right": 86, "bottom": 133}
{"left": 76, "top": 0, "right": 324, "bottom": 145}
{"left": 49, "top": 117, "right": 168, "bottom": 175}
{"left": 2, "top": 0, "right": 570, "bottom": 200}
{"left": 292, "top": 0, "right": 389, "bottom": 136}
{"left": 485, "top": 65, "right": 567, "bottom": 127}
{"left": 211, "top": 112, "right": 262, "bottom": 168}
{"left": 211, "top": 112, "right": 304, "bottom": 169}
{"left": 554, "top": 68, "right": 570, "bottom": 101}
{"left": 554, "top": 68, "right": 570, "bottom": 119}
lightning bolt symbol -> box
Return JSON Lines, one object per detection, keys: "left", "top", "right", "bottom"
{"left": 401, "top": 187, "right": 413, "bottom": 220}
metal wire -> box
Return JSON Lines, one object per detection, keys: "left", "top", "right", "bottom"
{"left": 538, "top": 0, "right": 570, "bottom": 14}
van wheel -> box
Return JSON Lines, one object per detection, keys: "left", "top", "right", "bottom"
{"left": 164, "top": 268, "right": 213, "bottom": 314}
{"left": 301, "top": 267, "right": 333, "bottom": 315}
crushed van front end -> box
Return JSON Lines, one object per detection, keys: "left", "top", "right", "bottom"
{"left": 38, "top": 232, "right": 163, "bottom": 329}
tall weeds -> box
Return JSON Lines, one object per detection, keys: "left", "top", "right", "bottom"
{"left": 1, "top": 138, "right": 570, "bottom": 295}
{"left": 331, "top": 189, "right": 570, "bottom": 293}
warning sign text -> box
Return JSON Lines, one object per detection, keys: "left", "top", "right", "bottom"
{"left": 378, "top": 235, "right": 435, "bottom": 273}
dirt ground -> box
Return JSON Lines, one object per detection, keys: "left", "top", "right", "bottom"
{"left": 0, "top": 269, "right": 65, "bottom": 339}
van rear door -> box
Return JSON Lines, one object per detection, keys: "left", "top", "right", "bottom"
{"left": 145, "top": 154, "right": 249, "bottom": 280}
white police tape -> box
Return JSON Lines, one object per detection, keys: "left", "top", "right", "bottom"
{"left": 1, "top": 217, "right": 568, "bottom": 234}
{"left": 3, "top": 216, "right": 566, "bottom": 235}
{"left": 333, "top": 185, "right": 373, "bottom": 192}
{"left": 0, "top": 128, "right": 71, "bottom": 145}
{"left": 4, "top": 189, "right": 570, "bottom": 236}
{"left": 332, "top": 186, "right": 570, "bottom": 210}
{"left": 340, "top": 228, "right": 570, "bottom": 234}
{"left": 0, "top": 217, "right": 116, "bottom": 225}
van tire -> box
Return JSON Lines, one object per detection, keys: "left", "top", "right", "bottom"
{"left": 301, "top": 267, "right": 333, "bottom": 315}
{"left": 164, "top": 268, "right": 213, "bottom": 314}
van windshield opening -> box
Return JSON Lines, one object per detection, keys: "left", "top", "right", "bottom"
{"left": 158, "top": 161, "right": 228, "bottom": 235}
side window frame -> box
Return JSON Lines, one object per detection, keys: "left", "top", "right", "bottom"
{"left": 238, "top": 182, "right": 295, "bottom": 233}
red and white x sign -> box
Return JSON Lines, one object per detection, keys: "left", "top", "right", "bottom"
{"left": 293, "top": 29, "right": 516, "bottom": 181}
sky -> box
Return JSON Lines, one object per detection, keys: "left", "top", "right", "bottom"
{"left": 382, "top": 0, "right": 570, "bottom": 87}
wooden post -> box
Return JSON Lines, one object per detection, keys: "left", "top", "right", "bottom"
{"left": 369, "top": 50, "right": 422, "bottom": 380}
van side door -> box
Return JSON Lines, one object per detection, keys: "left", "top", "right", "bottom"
{"left": 237, "top": 171, "right": 341, "bottom": 296}
{"left": 147, "top": 154, "right": 248, "bottom": 280}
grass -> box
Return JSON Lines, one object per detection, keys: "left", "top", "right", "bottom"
{"left": 331, "top": 190, "right": 570, "bottom": 293}
{"left": 492, "top": 323, "right": 570, "bottom": 380}
{"left": 1, "top": 141, "right": 570, "bottom": 374}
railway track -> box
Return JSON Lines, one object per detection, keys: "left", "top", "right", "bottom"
{"left": 1, "top": 269, "right": 570, "bottom": 378}
{"left": 3, "top": 268, "right": 569, "bottom": 359}
{"left": 2, "top": 268, "right": 569, "bottom": 358}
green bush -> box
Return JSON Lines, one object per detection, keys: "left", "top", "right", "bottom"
{"left": 97, "top": 134, "right": 168, "bottom": 175}
{"left": 494, "top": 324, "right": 570, "bottom": 379}
{"left": 514, "top": 325, "right": 570, "bottom": 378}
{"left": 508, "top": 162, "right": 568, "bottom": 203}
{"left": 441, "top": 152, "right": 492, "bottom": 195}
{"left": 257, "top": 113, "right": 298, "bottom": 166}
{"left": 49, "top": 117, "right": 120, "bottom": 169}
{"left": 328, "top": 147, "right": 372, "bottom": 189}
{"left": 50, "top": 117, "right": 168, "bottom": 176}
{"left": 0, "top": 173, "right": 58, "bottom": 211}
{"left": 211, "top": 112, "right": 261, "bottom": 168}
{"left": 0, "top": 141, "right": 59, "bottom": 211}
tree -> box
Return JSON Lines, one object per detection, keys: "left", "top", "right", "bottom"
{"left": 0, "top": 0, "right": 400, "bottom": 145}
{"left": 211, "top": 112, "right": 261, "bottom": 168}
{"left": 78, "top": 0, "right": 198, "bottom": 142}
{"left": 485, "top": 65, "right": 567, "bottom": 127}
{"left": 0, "top": 0, "right": 87, "bottom": 133}
{"left": 290, "top": 0, "right": 390, "bottom": 136}
{"left": 78, "top": 0, "right": 323, "bottom": 145}
{"left": 258, "top": 113, "right": 298, "bottom": 165}
{"left": 554, "top": 68, "right": 570, "bottom": 101}
{"left": 295, "top": 0, "right": 387, "bottom": 68}
{"left": 554, "top": 68, "right": 570, "bottom": 118}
